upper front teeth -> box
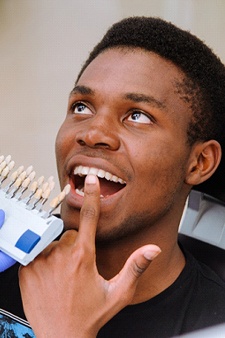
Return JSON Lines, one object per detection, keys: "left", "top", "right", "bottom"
{"left": 74, "top": 166, "right": 126, "bottom": 185}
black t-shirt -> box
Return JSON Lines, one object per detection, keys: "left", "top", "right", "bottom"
{"left": 1, "top": 249, "right": 225, "bottom": 337}
{"left": 98, "top": 250, "right": 225, "bottom": 337}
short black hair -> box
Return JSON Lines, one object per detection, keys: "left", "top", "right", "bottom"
{"left": 77, "top": 17, "right": 225, "bottom": 200}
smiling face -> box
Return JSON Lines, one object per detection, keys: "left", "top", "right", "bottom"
{"left": 55, "top": 48, "right": 194, "bottom": 243}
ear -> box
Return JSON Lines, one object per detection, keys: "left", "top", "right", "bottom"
{"left": 185, "top": 140, "right": 222, "bottom": 186}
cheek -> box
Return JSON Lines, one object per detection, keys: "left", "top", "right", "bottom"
{"left": 134, "top": 143, "right": 187, "bottom": 194}
{"left": 55, "top": 130, "right": 64, "bottom": 159}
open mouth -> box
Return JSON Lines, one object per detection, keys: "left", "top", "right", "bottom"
{"left": 72, "top": 165, "right": 126, "bottom": 198}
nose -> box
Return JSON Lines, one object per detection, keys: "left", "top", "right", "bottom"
{"left": 75, "top": 115, "right": 120, "bottom": 150}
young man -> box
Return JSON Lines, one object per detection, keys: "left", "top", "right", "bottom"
{"left": 2, "top": 17, "right": 225, "bottom": 337}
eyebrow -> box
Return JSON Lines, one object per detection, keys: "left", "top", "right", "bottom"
{"left": 70, "top": 85, "right": 166, "bottom": 109}
{"left": 70, "top": 85, "right": 94, "bottom": 96}
{"left": 124, "top": 93, "right": 166, "bottom": 109}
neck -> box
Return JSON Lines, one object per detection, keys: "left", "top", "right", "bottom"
{"left": 96, "top": 220, "right": 186, "bottom": 304}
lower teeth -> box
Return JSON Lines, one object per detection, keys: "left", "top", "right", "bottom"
{"left": 76, "top": 187, "right": 84, "bottom": 197}
{"left": 75, "top": 187, "right": 104, "bottom": 198}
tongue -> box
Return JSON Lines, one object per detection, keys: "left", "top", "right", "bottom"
{"left": 99, "top": 177, "right": 124, "bottom": 197}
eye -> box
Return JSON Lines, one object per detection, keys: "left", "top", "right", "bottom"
{"left": 127, "top": 111, "right": 153, "bottom": 124}
{"left": 72, "top": 102, "right": 92, "bottom": 115}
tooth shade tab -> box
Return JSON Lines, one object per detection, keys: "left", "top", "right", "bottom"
{"left": 0, "top": 154, "right": 70, "bottom": 216}
{"left": 17, "top": 166, "right": 24, "bottom": 175}
{"left": 28, "top": 171, "right": 36, "bottom": 181}
{"left": 25, "top": 165, "right": 33, "bottom": 176}
{"left": 63, "top": 184, "right": 71, "bottom": 195}
{"left": 37, "top": 176, "right": 45, "bottom": 186}
{"left": 8, "top": 161, "right": 15, "bottom": 171}
{"left": 5, "top": 155, "right": 11, "bottom": 164}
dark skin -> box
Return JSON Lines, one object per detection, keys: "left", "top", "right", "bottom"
{"left": 19, "top": 48, "right": 221, "bottom": 337}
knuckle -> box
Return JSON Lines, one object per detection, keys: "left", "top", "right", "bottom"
{"left": 74, "top": 244, "right": 87, "bottom": 262}
{"left": 70, "top": 242, "right": 94, "bottom": 269}
{"left": 85, "top": 188, "right": 98, "bottom": 198}
{"left": 134, "top": 264, "right": 146, "bottom": 276}
{"left": 46, "top": 244, "right": 63, "bottom": 262}
{"left": 129, "top": 262, "right": 146, "bottom": 278}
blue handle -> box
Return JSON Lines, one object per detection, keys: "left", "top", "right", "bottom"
{"left": 0, "top": 209, "right": 16, "bottom": 272}
{"left": 0, "top": 209, "right": 5, "bottom": 229}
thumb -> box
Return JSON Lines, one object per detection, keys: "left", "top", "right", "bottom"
{"left": 109, "top": 245, "right": 161, "bottom": 306}
{"left": 122, "top": 244, "right": 161, "bottom": 280}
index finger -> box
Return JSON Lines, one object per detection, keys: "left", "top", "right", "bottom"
{"left": 78, "top": 174, "right": 100, "bottom": 244}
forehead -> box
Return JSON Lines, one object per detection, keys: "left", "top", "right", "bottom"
{"left": 77, "top": 48, "right": 185, "bottom": 97}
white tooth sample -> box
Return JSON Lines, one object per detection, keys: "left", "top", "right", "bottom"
{"left": 19, "top": 171, "right": 27, "bottom": 182}
{"left": 63, "top": 184, "right": 71, "bottom": 195}
{"left": 8, "top": 161, "right": 15, "bottom": 171}
{"left": 29, "top": 181, "right": 38, "bottom": 192}
{"left": 37, "top": 176, "right": 45, "bottom": 186}
{"left": 34, "top": 188, "right": 43, "bottom": 199}
{"left": 5, "top": 155, "right": 11, "bottom": 164}
{"left": 28, "top": 171, "right": 36, "bottom": 181}
{"left": 57, "top": 190, "right": 66, "bottom": 203}
{"left": 10, "top": 170, "right": 18, "bottom": 182}
{"left": 26, "top": 165, "right": 33, "bottom": 176}
{"left": 0, "top": 155, "right": 4, "bottom": 164}
{"left": 0, "top": 161, "right": 7, "bottom": 172}
{"left": 14, "top": 177, "right": 22, "bottom": 188}
{"left": 1, "top": 167, "right": 9, "bottom": 178}
{"left": 42, "top": 188, "right": 51, "bottom": 199}
{"left": 22, "top": 177, "right": 31, "bottom": 188}
{"left": 42, "top": 182, "right": 49, "bottom": 192}
{"left": 17, "top": 166, "right": 24, "bottom": 175}
{"left": 48, "top": 181, "right": 55, "bottom": 191}
{"left": 50, "top": 196, "right": 59, "bottom": 208}
{"left": 47, "top": 175, "right": 54, "bottom": 183}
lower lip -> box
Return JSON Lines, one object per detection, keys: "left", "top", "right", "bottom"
{"left": 65, "top": 183, "right": 84, "bottom": 208}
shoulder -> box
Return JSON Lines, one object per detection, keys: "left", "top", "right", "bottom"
{"left": 182, "top": 248, "right": 225, "bottom": 314}
{"left": 185, "top": 247, "right": 225, "bottom": 291}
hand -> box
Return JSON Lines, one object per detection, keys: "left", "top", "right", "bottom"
{"left": 19, "top": 175, "right": 161, "bottom": 338}
{"left": 0, "top": 209, "right": 16, "bottom": 272}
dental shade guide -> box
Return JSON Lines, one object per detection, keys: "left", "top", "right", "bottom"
{"left": 0, "top": 155, "right": 70, "bottom": 266}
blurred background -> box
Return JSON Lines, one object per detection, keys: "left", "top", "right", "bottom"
{"left": 1, "top": 0, "right": 225, "bottom": 196}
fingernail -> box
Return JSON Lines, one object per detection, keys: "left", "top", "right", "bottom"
{"left": 86, "top": 174, "right": 97, "bottom": 184}
{"left": 143, "top": 247, "right": 161, "bottom": 261}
